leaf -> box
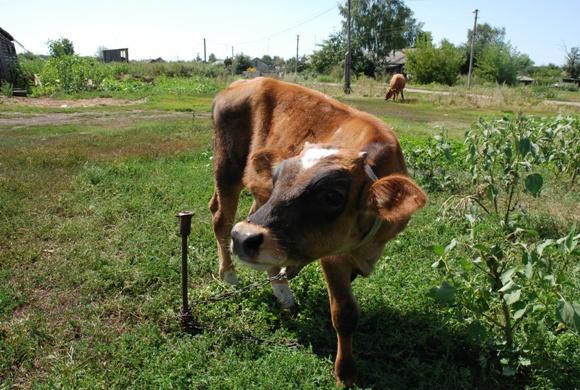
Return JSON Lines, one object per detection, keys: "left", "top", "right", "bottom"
{"left": 474, "top": 244, "right": 489, "bottom": 253}
{"left": 503, "top": 289, "right": 521, "bottom": 305}
{"left": 524, "top": 173, "right": 543, "bottom": 197}
{"left": 559, "top": 226, "right": 577, "bottom": 254}
{"left": 500, "top": 267, "right": 518, "bottom": 285}
{"left": 458, "top": 257, "right": 474, "bottom": 272}
{"left": 429, "top": 281, "right": 455, "bottom": 304}
{"left": 445, "top": 239, "right": 458, "bottom": 253}
{"left": 502, "top": 366, "right": 516, "bottom": 376}
{"left": 518, "top": 138, "right": 531, "bottom": 156}
{"left": 518, "top": 357, "right": 531, "bottom": 366}
{"left": 513, "top": 307, "right": 527, "bottom": 321}
{"left": 536, "top": 239, "right": 554, "bottom": 256}
{"left": 532, "top": 303, "right": 546, "bottom": 313}
{"left": 543, "top": 275, "right": 556, "bottom": 287}
{"left": 485, "top": 185, "right": 497, "bottom": 202}
{"left": 498, "top": 280, "right": 515, "bottom": 292}
{"left": 524, "top": 261, "right": 533, "bottom": 279}
{"left": 465, "top": 213, "right": 476, "bottom": 224}
{"left": 431, "top": 245, "right": 445, "bottom": 256}
{"left": 556, "top": 300, "right": 580, "bottom": 333}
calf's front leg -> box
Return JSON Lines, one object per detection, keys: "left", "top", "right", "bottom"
{"left": 321, "top": 256, "right": 359, "bottom": 387}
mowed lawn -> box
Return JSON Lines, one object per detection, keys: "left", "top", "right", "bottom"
{"left": 0, "top": 92, "right": 578, "bottom": 389}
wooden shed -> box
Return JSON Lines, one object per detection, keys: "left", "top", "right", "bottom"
{"left": 103, "top": 48, "right": 129, "bottom": 63}
{"left": 0, "top": 27, "right": 20, "bottom": 85}
{"left": 517, "top": 75, "right": 535, "bottom": 86}
{"left": 384, "top": 50, "right": 407, "bottom": 75}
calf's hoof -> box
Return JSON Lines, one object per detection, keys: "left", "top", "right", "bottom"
{"left": 335, "top": 357, "right": 357, "bottom": 388}
{"left": 272, "top": 283, "right": 296, "bottom": 309}
{"left": 221, "top": 269, "right": 240, "bottom": 286}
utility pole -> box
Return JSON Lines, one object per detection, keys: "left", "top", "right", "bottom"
{"left": 295, "top": 34, "right": 300, "bottom": 77}
{"left": 231, "top": 46, "right": 235, "bottom": 76}
{"left": 203, "top": 38, "right": 207, "bottom": 63}
{"left": 467, "top": 9, "right": 479, "bottom": 89}
{"left": 344, "top": 0, "right": 352, "bottom": 94}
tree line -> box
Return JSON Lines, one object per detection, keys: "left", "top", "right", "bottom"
{"left": 309, "top": 0, "right": 578, "bottom": 86}
{"left": 24, "top": 1, "right": 580, "bottom": 88}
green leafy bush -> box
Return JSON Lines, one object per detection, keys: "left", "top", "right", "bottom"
{"left": 406, "top": 33, "right": 464, "bottom": 85}
{"left": 431, "top": 225, "right": 579, "bottom": 376}
{"left": 37, "top": 55, "right": 111, "bottom": 94}
{"left": 0, "top": 81, "right": 13, "bottom": 97}
{"left": 405, "top": 128, "right": 464, "bottom": 192}
{"left": 474, "top": 44, "right": 532, "bottom": 86}
{"left": 428, "top": 114, "right": 579, "bottom": 380}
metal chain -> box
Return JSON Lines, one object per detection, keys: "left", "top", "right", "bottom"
{"left": 189, "top": 269, "right": 288, "bottom": 307}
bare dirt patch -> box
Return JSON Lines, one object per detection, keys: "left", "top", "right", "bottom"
{"left": 0, "top": 110, "right": 199, "bottom": 129}
{"left": 0, "top": 96, "right": 147, "bottom": 108}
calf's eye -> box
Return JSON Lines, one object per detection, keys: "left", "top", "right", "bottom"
{"left": 320, "top": 189, "right": 345, "bottom": 208}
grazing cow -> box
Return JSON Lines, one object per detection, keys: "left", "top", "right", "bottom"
{"left": 210, "top": 77, "right": 426, "bottom": 386}
{"left": 385, "top": 73, "right": 406, "bottom": 101}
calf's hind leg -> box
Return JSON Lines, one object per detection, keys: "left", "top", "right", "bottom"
{"left": 209, "top": 184, "right": 242, "bottom": 285}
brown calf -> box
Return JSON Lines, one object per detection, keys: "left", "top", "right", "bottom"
{"left": 385, "top": 73, "right": 406, "bottom": 101}
{"left": 210, "top": 77, "right": 426, "bottom": 386}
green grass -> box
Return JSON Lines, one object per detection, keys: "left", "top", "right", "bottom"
{"left": 1, "top": 88, "right": 578, "bottom": 389}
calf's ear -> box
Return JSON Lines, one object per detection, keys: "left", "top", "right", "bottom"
{"left": 251, "top": 149, "right": 277, "bottom": 179}
{"left": 368, "top": 175, "right": 427, "bottom": 222}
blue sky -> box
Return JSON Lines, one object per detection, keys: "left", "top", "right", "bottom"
{"left": 2, "top": 0, "right": 578, "bottom": 65}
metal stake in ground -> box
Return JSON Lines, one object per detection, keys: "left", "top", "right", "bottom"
{"left": 177, "top": 211, "right": 196, "bottom": 332}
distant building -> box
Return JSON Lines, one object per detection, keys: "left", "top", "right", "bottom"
{"left": 250, "top": 58, "right": 274, "bottom": 74}
{"left": 242, "top": 58, "right": 276, "bottom": 78}
{"left": 0, "top": 27, "right": 18, "bottom": 83}
{"left": 103, "top": 48, "right": 129, "bottom": 63}
{"left": 562, "top": 77, "right": 580, "bottom": 86}
{"left": 517, "top": 75, "right": 535, "bottom": 86}
{"left": 384, "top": 50, "right": 408, "bottom": 75}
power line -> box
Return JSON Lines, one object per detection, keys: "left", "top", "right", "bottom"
{"left": 228, "top": 5, "right": 336, "bottom": 47}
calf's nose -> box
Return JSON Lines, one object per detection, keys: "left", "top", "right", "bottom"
{"left": 231, "top": 222, "right": 264, "bottom": 260}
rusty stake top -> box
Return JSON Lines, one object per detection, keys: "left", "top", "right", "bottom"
{"left": 177, "top": 211, "right": 194, "bottom": 236}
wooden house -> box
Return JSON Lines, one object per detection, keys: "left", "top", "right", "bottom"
{"left": 0, "top": 27, "right": 20, "bottom": 86}
{"left": 103, "top": 48, "right": 129, "bottom": 63}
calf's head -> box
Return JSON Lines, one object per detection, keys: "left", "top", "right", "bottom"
{"left": 231, "top": 144, "right": 426, "bottom": 270}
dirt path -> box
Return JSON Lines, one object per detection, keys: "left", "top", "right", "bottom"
{"left": 0, "top": 110, "right": 211, "bottom": 129}
{"left": 0, "top": 96, "right": 148, "bottom": 108}
{"left": 406, "top": 87, "right": 580, "bottom": 108}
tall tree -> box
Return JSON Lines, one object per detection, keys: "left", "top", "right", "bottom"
{"left": 47, "top": 38, "right": 75, "bottom": 57}
{"left": 564, "top": 47, "right": 580, "bottom": 79}
{"left": 406, "top": 32, "right": 464, "bottom": 85}
{"left": 310, "top": 32, "right": 346, "bottom": 74}
{"left": 310, "top": 31, "right": 376, "bottom": 76}
{"left": 474, "top": 43, "right": 532, "bottom": 85}
{"left": 461, "top": 23, "right": 506, "bottom": 73}
{"left": 339, "top": 0, "right": 422, "bottom": 72}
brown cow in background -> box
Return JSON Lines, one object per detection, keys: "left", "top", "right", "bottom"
{"left": 385, "top": 73, "right": 406, "bottom": 101}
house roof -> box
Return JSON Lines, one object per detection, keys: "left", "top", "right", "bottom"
{"left": 385, "top": 50, "right": 407, "bottom": 66}
{"left": 517, "top": 75, "right": 535, "bottom": 82}
{"left": 0, "top": 27, "right": 15, "bottom": 41}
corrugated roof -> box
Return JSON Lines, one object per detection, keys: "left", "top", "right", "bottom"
{"left": 0, "top": 27, "right": 15, "bottom": 41}
{"left": 517, "top": 75, "right": 535, "bottom": 82}
{"left": 385, "top": 50, "right": 406, "bottom": 65}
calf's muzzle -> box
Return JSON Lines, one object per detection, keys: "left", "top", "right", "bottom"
{"left": 231, "top": 224, "right": 264, "bottom": 260}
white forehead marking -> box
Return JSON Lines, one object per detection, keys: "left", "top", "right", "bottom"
{"left": 301, "top": 147, "right": 338, "bottom": 169}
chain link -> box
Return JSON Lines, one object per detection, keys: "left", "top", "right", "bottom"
{"left": 189, "top": 269, "right": 288, "bottom": 307}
